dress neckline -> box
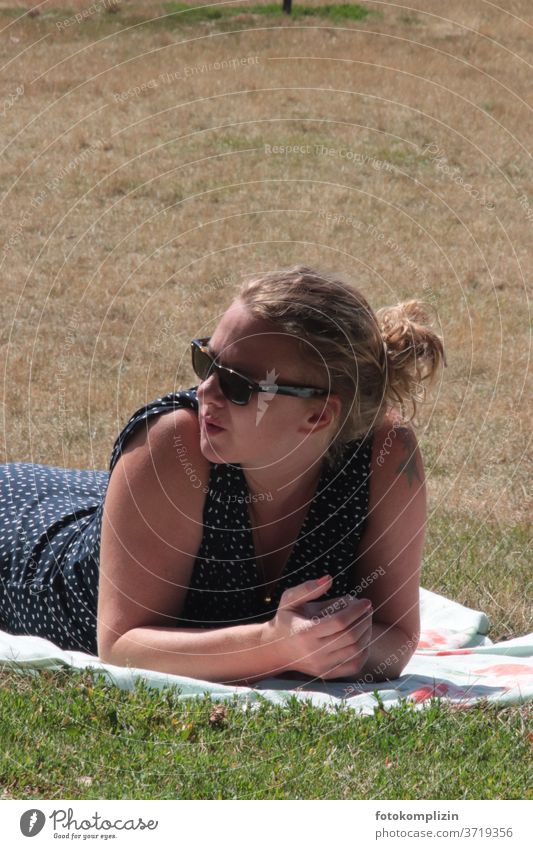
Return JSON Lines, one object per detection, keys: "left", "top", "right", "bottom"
{"left": 235, "top": 459, "right": 331, "bottom": 607}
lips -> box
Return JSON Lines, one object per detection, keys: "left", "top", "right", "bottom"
{"left": 202, "top": 415, "right": 225, "bottom": 431}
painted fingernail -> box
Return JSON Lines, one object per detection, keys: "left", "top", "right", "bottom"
{"left": 316, "top": 575, "right": 331, "bottom": 586}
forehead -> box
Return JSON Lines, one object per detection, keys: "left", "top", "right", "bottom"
{"left": 209, "top": 301, "right": 305, "bottom": 377}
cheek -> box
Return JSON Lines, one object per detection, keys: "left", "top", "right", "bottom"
{"left": 229, "top": 400, "right": 302, "bottom": 442}
{"left": 239, "top": 406, "right": 273, "bottom": 434}
{"left": 229, "top": 405, "right": 263, "bottom": 433}
{"left": 254, "top": 403, "right": 299, "bottom": 437}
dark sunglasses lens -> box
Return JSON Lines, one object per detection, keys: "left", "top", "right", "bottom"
{"left": 218, "top": 369, "right": 250, "bottom": 404}
{"left": 192, "top": 344, "right": 212, "bottom": 380}
{"left": 193, "top": 343, "right": 251, "bottom": 404}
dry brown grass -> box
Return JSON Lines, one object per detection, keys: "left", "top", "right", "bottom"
{"left": 1, "top": 0, "right": 531, "bottom": 533}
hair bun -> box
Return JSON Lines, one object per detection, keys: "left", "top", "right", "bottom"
{"left": 376, "top": 299, "right": 446, "bottom": 416}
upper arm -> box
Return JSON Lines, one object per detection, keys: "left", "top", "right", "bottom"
{"left": 349, "top": 414, "right": 426, "bottom": 644}
{"left": 96, "top": 408, "right": 209, "bottom": 661}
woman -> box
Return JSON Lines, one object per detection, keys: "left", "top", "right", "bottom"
{"left": 0, "top": 265, "right": 445, "bottom": 686}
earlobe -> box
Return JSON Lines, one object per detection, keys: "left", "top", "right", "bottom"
{"left": 307, "top": 404, "right": 335, "bottom": 430}
{"left": 314, "top": 395, "right": 342, "bottom": 427}
{"left": 301, "top": 394, "right": 341, "bottom": 434}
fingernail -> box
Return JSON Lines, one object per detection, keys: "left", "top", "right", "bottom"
{"left": 316, "top": 575, "right": 331, "bottom": 586}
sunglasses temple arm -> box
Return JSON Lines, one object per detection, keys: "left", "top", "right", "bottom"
{"left": 265, "top": 386, "right": 328, "bottom": 398}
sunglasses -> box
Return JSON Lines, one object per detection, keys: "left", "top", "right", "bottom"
{"left": 191, "top": 337, "right": 329, "bottom": 406}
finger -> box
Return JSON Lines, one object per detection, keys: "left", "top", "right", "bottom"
{"left": 320, "top": 619, "right": 375, "bottom": 676}
{"left": 316, "top": 595, "right": 372, "bottom": 623}
{"left": 279, "top": 576, "right": 333, "bottom": 610}
{"left": 312, "top": 600, "right": 373, "bottom": 638}
{"left": 319, "top": 645, "right": 370, "bottom": 681}
{"left": 313, "top": 593, "right": 365, "bottom": 615}
{"left": 324, "top": 631, "right": 372, "bottom": 673}
{"left": 319, "top": 616, "right": 373, "bottom": 652}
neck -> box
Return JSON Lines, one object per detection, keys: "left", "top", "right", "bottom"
{"left": 241, "top": 454, "right": 326, "bottom": 519}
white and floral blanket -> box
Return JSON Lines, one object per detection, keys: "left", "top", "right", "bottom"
{"left": 1, "top": 589, "right": 531, "bottom": 715}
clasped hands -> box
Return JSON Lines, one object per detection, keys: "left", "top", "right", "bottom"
{"left": 263, "top": 574, "right": 373, "bottom": 681}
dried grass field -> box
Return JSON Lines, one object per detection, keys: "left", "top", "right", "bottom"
{"left": 0, "top": 0, "right": 533, "bottom": 799}
{"left": 0, "top": 0, "right": 532, "bottom": 798}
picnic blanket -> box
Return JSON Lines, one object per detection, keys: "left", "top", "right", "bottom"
{"left": 1, "top": 588, "right": 532, "bottom": 715}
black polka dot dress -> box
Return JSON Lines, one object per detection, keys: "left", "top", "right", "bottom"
{"left": 0, "top": 387, "right": 373, "bottom": 656}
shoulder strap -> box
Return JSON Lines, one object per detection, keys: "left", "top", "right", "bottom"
{"left": 108, "top": 387, "right": 199, "bottom": 474}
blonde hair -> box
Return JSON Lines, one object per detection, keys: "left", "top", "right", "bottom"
{"left": 237, "top": 264, "right": 446, "bottom": 469}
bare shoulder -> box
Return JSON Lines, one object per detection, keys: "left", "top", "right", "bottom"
{"left": 111, "top": 404, "right": 210, "bottom": 491}
{"left": 102, "top": 403, "right": 211, "bottom": 554}
{"left": 149, "top": 406, "right": 211, "bottom": 496}
{"left": 370, "top": 409, "right": 424, "bottom": 490}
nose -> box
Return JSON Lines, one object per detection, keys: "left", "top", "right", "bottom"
{"left": 196, "top": 369, "right": 225, "bottom": 407}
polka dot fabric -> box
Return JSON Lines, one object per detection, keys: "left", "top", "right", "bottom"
{"left": 0, "top": 387, "right": 373, "bottom": 655}
{"left": 0, "top": 464, "right": 108, "bottom": 654}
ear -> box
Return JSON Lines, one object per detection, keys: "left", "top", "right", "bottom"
{"left": 303, "top": 393, "right": 343, "bottom": 434}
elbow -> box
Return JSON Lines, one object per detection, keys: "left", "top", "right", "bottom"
{"left": 367, "top": 625, "right": 420, "bottom": 681}
{"left": 385, "top": 658, "right": 411, "bottom": 681}
{"left": 97, "top": 627, "right": 122, "bottom": 666}
{"left": 390, "top": 628, "right": 420, "bottom": 678}
{"left": 98, "top": 639, "right": 131, "bottom": 669}
{"left": 97, "top": 627, "right": 153, "bottom": 670}
{"left": 97, "top": 640, "right": 116, "bottom": 665}
{"left": 97, "top": 615, "right": 134, "bottom": 666}
{"left": 372, "top": 657, "right": 410, "bottom": 683}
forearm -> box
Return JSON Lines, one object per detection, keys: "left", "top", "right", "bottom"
{"left": 358, "top": 620, "right": 419, "bottom": 682}
{"left": 276, "top": 621, "right": 419, "bottom": 684}
{"left": 105, "top": 622, "right": 284, "bottom": 686}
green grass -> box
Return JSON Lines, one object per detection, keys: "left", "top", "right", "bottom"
{"left": 0, "top": 668, "right": 531, "bottom": 799}
{"left": 0, "top": 3, "right": 375, "bottom": 36}
{"left": 0, "top": 4, "right": 373, "bottom": 23}
{"left": 423, "top": 514, "right": 531, "bottom": 641}
{"left": 162, "top": 2, "right": 373, "bottom": 22}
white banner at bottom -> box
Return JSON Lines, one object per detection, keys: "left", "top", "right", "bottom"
{"left": 2, "top": 799, "right": 530, "bottom": 848}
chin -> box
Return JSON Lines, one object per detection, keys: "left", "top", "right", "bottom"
{"left": 199, "top": 435, "right": 235, "bottom": 465}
